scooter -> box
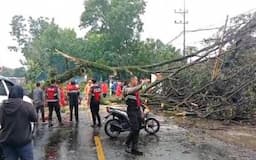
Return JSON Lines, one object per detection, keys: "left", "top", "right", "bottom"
{"left": 104, "top": 106, "right": 160, "bottom": 138}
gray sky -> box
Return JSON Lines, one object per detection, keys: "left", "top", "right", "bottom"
{"left": 0, "top": 0, "right": 256, "bottom": 68}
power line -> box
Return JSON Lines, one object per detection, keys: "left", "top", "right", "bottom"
{"left": 168, "top": 32, "right": 183, "bottom": 44}
{"left": 187, "top": 27, "right": 220, "bottom": 32}
{"left": 169, "top": 8, "right": 256, "bottom": 46}
{"left": 168, "top": 27, "right": 220, "bottom": 44}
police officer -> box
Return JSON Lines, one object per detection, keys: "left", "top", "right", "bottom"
{"left": 46, "top": 79, "right": 63, "bottom": 127}
{"left": 123, "top": 76, "right": 147, "bottom": 156}
{"left": 88, "top": 79, "right": 102, "bottom": 128}
{"left": 67, "top": 80, "right": 80, "bottom": 123}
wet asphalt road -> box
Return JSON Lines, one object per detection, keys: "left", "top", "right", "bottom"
{"left": 32, "top": 107, "right": 256, "bottom": 160}
{"left": 33, "top": 109, "right": 97, "bottom": 160}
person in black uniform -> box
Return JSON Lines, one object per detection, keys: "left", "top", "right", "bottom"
{"left": 67, "top": 81, "right": 80, "bottom": 123}
{"left": 88, "top": 79, "right": 102, "bottom": 128}
{"left": 123, "top": 76, "right": 148, "bottom": 156}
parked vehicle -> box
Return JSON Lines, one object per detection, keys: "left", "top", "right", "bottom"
{"left": 0, "top": 76, "right": 32, "bottom": 104}
{"left": 104, "top": 106, "right": 160, "bottom": 138}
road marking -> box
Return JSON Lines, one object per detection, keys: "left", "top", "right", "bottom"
{"left": 94, "top": 135, "right": 106, "bottom": 160}
{"left": 86, "top": 107, "right": 106, "bottom": 160}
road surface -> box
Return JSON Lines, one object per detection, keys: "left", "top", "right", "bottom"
{"left": 32, "top": 107, "right": 256, "bottom": 160}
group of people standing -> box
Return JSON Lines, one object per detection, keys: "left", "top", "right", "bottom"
{"left": 0, "top": 78, "right": 104, "bottom": 160}
{"left": 33, "top": 79, "right": 67, "bottom": 127}
{"left": 34, "top": 79, "right": 103, "bottom": 128}
{"left": 0, "top": 76, "right": 148, "bottom": 159}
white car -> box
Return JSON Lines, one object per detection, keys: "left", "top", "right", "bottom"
{"left": 0, "top": 75, "right": 32, "bottom": 104}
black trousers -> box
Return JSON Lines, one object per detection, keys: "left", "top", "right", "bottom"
{"left": 126, "top": 108, "right": 142, "bottom": 150}
{"left": 35, "top": 104, "right": 45, "bottom": 122}
{"left": 48, "top": 102, "right": 62, "bottom": 123}
{"left": 69, "top": 100, "right": 79, "bottom": 122}
{"left": 90, "top": 102, "right": 101, "bottom": 126}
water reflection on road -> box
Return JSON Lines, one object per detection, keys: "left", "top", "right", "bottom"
{"left": 33, "top": 112, "right": 97, "bottom": 160}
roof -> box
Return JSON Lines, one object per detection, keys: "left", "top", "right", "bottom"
{"left": 0, "top": 75, "right": 15, "bottom": 84}
{"left": 0, "top": 75, "right": 9, "bottom": 80}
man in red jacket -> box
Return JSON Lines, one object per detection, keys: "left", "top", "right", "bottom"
{"left": 88, "top": 79, "right": 102, "bottom": 127}
{"left": 46, "top": 79, "right": 63, "bottom": 127}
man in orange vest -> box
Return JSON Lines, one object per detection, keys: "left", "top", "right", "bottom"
{"left": 67, "top": 80, "right": 80, "bottom": 123}
{"left": 84, "top": 79, "right": 92, "bottom": 106}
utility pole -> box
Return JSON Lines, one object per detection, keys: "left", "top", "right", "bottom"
{"left": 175, "top": 0, "right": 188, "bottom": 56}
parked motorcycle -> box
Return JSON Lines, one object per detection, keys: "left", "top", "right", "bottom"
{"left": 104, "top": 106, "right": 160, "bottom": 138}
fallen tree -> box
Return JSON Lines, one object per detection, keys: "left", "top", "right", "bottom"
{"left": 55, "top": 11, "right": 256, "bottom": 121}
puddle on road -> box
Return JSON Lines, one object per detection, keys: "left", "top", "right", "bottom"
{"left": 42, "top": 125, "right": 97, "bottom": 160}
{"left": 44, "top": 128, "right": 71, "bottom": 160}
{"left": 67, "top": 127, "right": 79, "bottom": 151}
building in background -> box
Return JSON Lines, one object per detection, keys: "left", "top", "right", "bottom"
{"left": 5, "top": 77, "right": 26, "bottom": 86}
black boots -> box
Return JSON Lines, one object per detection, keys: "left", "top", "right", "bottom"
{"left": 131, "top": 149, "right": 143, "bottom": 156}
{"left": 125, "top": 145, "right": 143, "bottom": 156}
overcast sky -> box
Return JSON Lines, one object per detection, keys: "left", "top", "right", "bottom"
{"left": 0, "top": 0, "right": 256, "bottom": 68}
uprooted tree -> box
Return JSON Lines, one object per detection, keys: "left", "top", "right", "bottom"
{"left": 8, "top": 0, "right": 256, "bottom": 121}
{"left": 55, "top": 11, "right": 256, "bottom": 121}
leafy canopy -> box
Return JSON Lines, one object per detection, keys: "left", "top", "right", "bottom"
{"left": 9, "top": 0, "right": 180, "bottom": 81}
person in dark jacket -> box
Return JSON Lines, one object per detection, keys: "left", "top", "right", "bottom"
{"left": 66, "top": 81, "right": 80, "bottom": 123}
{"left": 0, "top": 85, "right": 37, "bottom": 160}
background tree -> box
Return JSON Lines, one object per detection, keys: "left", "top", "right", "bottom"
{"left": 9, "top": 0, "right": 180, "bottom": 82}
{"left": 0, "top": 67, "right": 26, "bottom": 77}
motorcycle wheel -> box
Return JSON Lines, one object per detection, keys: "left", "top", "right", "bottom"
{"left": 104, "top": 119, "right": 121, "bottom": 138}
{"left": 144, "top": 118, "right": 160, "bottom": 134}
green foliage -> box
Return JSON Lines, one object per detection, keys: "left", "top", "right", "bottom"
{"left": 10, "top": 0, "right": 180, "bottom": 82}
{"left": 0, "top": 67, "right": 26, "bottom": 77}
{"left": 10, "top": 16, "right": 82, "bottom": 81}
{"left": 25, "top": 60, "right": 43, "bottom": 83}
{"left": 81, "top": 0, "right": 146, "bottom": 65}
{"left": 10, "top": 15, "right": 27, "bottom": 47}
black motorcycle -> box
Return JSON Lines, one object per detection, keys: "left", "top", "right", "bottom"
{"left": 104, "top": 106, "right": 160, "bottom": 138}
